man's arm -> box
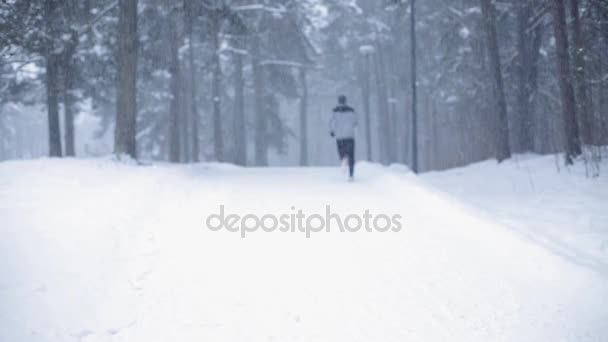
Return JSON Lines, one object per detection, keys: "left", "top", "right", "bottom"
{"left": 329, "top": 112, "right": 336, "bottom": 137}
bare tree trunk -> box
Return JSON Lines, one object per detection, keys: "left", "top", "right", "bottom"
{"left": 44, "top": 0, "right": 63, "bottom": 157}
{"left": 0, "top": 123, "right": 5, "bottom": 161}
{"left": 83, "top": 0, "right": 95, "bottom": 43}
{"left": 298, "top": 67, "right": 308, "bottom": 166}
{"left": 360, "top": 52, "right": 372, "bottom": 162}
{"left": 551, "top": 0, "right": 582, "bottom": 163}
{"left": 410, "top": 0, "right": 419, "bottom": 172}
{"left": 529, "top": 24, "right": 543, "bottom": 151}
{"left": 569, "top": 0, "right": 593, "bottom": 146}
{"left": 180, "top": 72, "right": 190, "bottom": 162}
{"left": 186, "top": 1, "right": 199, "bottom": 162}
{"left": 46, "top": 56, "right": 63, "bottom": 157}
{"left": 211, "top": 14, "right": 224, "bottom": 162}
{"left": 480, "top": 0, "right": 511, "bottom": 162}
{"left": 61, "top": 3, "right": 78, "bottom": 157}
{"left": 62, "top": 60, "right": 75, "bottom": 157}
{"left": 252, "top": 34, "right": 267, "bottom": 166}
{"left": 233, "top": 48, "right": 246, "bottom": 166}
{"left": 515, "top": 0, "right": 534, "bottom": 152}
{"left": 600, "top": 18, "right": 608, "bottom": 145}
{"left": 389, "top": 88, "right": 398, "bottom": 162}
{"left": 0, "top": 109, "right": 5, "bottom": 161}
{"left": 374, "top": 45, "right": 391, "bottom": 165}
{"left": 168, "top": 11, "right": 181, "bottom": 163}
{"left": 429, "top": 95, "right": 438, "bottom": 170}
{"left": 385, "top": 41, "right": 403, "bottom": 165}
{"left": 114, "top": 0, "right": 139, "bottom": 159}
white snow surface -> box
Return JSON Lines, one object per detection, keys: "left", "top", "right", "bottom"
{"left": 422, "top": 155, "right": 608, "bottom": 269}
{"left": 1, "top": 156, "right": 607, "bottom": 342}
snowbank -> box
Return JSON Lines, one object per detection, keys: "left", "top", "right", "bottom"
{"left": 422, "top": 154, "right": 608, "bottom": 271}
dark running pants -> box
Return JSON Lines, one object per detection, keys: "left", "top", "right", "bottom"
{"left": 337, "top": 138, "right": 355, "bottom": 177}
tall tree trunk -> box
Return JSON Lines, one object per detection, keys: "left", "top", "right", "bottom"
{"left": 114, "top": 0, "right": 139, "bottom": 159}
{"left": 44, "top": 0, "right": 63, "bottom": 157}
{"left": 551, "top": 0, "right": 581, "bottom": 163}
{"left": 62, "top": 33, "right": 79, "bottom": 157}
{"left": 211, "top": 14, "right": 224, "bottom": 162}
{"left": 298, "top": 67, "right": 308, "bottom": 166}
{"left": 61, "top": 3, "right": 78, "bottom": 157}
{"left": 180, "top": 71, "right": 190, "bottom": 162}
{"left": 410, "top": 0, "right": 419, "bottom": 172}
{"left": 374, "top": 45, "right": 391, "bottom": 165}
{"left": 168, "top": 11, "right": 181, "bottom": 163}
{"left": 480, "top": 0, "right": 511, "bottom": 162}
{"left": 84, "top": 0, "right": 93, "bottom": 42}
{"left": 528, "top": 24, "right": 543, "bottom": 150}
{"left": 600, "top": 17, "right": 608, "bottom": 145}
{"left": 380, "top": 47, "right": 395, "bottom": 164}
{"left": 386, "top": 41, "right": 403, "bottom": 165}
{"left": 62, "top": 59, "right": 75, "bottom": 157}
{"left": 0, "top": 110, "right": 4, "bottom": 161}
{"left": 233, "top": 48, "right": 246, "bottom": 166}
{"left": 46, "top": 55, "right": 62, "bottom": 157}
{"left": 252, "top": 34, "right": 267, "bottom": 166}
{"left": 360, "top": 51, "right": 372, "bottom": 162}
{"left": 429, "top": 95, "right": 438, "bottom": 170}
{"left": 515, "top": 0, "right": 534, "bottom": 152}
{"left": 186, "top": 1, "right": 199, "bottom": 162}
{"left": 0, "top": 119, "right": 5, "bottom": 161}
{"left": 569, "top": 0, "right": 593, "bottom": 146}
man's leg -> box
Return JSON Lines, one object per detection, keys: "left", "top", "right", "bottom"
{"left": 337, "top": 139, "right": 346, "bottom": 161}
{"left": 347, "top": 139, "right": 355, "bottom": 178}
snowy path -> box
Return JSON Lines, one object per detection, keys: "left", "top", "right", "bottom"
{"left": 1, "top": 159, "right": 607, "bottom": 341}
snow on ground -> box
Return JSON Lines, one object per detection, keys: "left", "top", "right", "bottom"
{"left": 0, "top": 156, "right": 607, "bottom": 342}
{"left": 422, "top": 155, "right": 608, "bottom": 272}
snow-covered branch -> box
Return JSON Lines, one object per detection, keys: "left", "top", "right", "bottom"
{"left": 221, "top": 45, "right": 249, "bottom": 56}
{"left": 588, "top": 73, "right": 608, "bottom": 85}
{"left": 231, "top": 4, "right": 287, "bottom": 15}
{"left": 77, "top": 0, "right": 119, "bottom": 37}
{"left": 260, "top": 59, "right": 317, "bottom": 69}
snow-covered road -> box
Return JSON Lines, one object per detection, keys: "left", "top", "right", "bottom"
{"left": 1, "top": 158, "right": 607, "bottom": 341}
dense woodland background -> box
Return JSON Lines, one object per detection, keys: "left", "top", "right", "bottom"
{"left": 1, "top": 0, "right": 607, "bottom": 172}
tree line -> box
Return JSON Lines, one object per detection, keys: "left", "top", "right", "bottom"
{"left": 1, "top": 0, "right": 607, "bottom": 172}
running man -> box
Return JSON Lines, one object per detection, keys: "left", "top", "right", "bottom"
{"left": 330, "top": 95, "right": 358, "bottom": 181}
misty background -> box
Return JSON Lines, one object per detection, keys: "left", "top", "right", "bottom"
{"left": 1, "top": 0, "right": 607, "bottom": 172}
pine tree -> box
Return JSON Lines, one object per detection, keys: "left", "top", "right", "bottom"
{"left": 114, "top": 0, "right": 139, "bottom": 159}
{"left": 480, "top": 0, "right": 511, "bottom": 162}
{"left": 551, "top": 0, "right": 582, "bottom": 163}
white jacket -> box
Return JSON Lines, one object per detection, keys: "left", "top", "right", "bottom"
{"left": 330, "top": 105, "right": 358, "bottom": 139}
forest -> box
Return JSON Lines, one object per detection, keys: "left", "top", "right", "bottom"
{"left": 3, "top": 1, "right": 608, "bottom": 340}
{"left": 1, "top": 0, "right": 607, "bottom": 172}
